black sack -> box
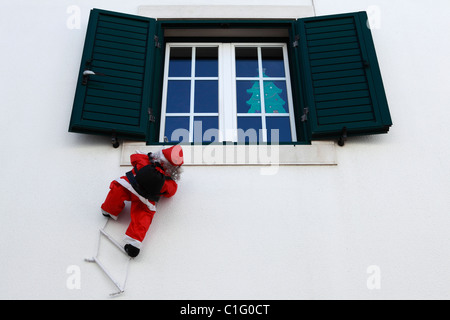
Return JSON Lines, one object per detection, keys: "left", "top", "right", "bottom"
{"left": 127, "top": 164, "right": 166, "bottom": 202}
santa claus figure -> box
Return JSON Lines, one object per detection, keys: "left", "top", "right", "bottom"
{"left": 101, "top": 145, "right": 184, "bottom": 257}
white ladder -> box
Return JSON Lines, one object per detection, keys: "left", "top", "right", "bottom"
{"left": 85, "top": 219, "right": 132, "bottom": 297}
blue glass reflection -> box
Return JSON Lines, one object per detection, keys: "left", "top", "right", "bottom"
{"left": 237, "top": 117, "right": 262, "bottom": 143}
{"left": 194, "top": 81, "right": 218, "bottom": 113}
{"left": 195, "top": 47, "right": 218, "bottom": 77}
{"left": 166, "top": 81, "right": 191, "bottom": 113}
{"left": 266, "top": 117, "right": 292, "bottom": 142}
{"left": 193, "top": 116, "right": 219, "bottom": 143}
{"left": 168, "top": 47, "right": 192, "bottom": 77}
{"left": 262, "top": 47, "right": 285, "bottom": 77}
{"left": 235, "top": 47, "right": 259, "bottom": 77}
{"left": 164, "top": 116, "right": 190, "bottom": 143}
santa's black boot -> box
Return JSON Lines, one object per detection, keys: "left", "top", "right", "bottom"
{"left": 124, "top": 244, "right": 140, "bottom": 258}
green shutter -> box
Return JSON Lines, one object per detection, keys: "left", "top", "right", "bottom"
{"left": 69, "top": 9, "right": 157, "bottom": 143}
{"left": 146, "top": 22, "right": 164, "bottom": 144}
{"left": 297, "top": 11, "right": 392, "bottom": 143}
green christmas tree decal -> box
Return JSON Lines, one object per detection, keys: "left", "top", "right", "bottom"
{"left": 246, "top": 78, "right": 287, "bottom": 114}
{"left": 246, "top": 82, "right": 262, "bottom": 113}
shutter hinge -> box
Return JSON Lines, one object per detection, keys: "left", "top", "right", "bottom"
{"left": 111, "top": 131, "right": 119, "bottom": 148}
{"left": 301, "top": 107, "right": 309, "bottom": 122}
{"left": 154, "top": 35, "right": 161, "bottom": 49}
{"left": 148, "top": 108, "right": 156, "bottom": 123}
{"left": 292, "top": 35, "right": 300, "bottom": 48}
{"left": 338, "top": 127, "right": 348, "bottom": 147}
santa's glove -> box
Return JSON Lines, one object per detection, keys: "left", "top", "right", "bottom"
{"left": 124, "top": 244, "right": 140, "bottom": 258}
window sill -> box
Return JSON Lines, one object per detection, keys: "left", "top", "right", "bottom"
{"left": 120, "top": 141, "right": 337, "bottom": 166}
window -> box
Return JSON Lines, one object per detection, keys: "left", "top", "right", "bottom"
{"left": 69, "top": 9, "right": 392, "bottom": 148}
{"left": 160, "top": 44, "right": 220, "bottom": 144}
{"left": 233, "top": 44, "right": 296, "bottom": 144}
{"left": 160, "top": 43, "right": 297, "bottom": 144}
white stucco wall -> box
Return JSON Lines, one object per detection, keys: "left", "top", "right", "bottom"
{"left": 1, "top": 0, "right": 450, "bottom": 299}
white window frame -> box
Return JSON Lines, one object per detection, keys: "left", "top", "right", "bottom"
{"left": 159, "top": 43, "right": 223, "bottom": 143}
{"left": 230, "top": 43, "right": 297, "bottom": 143}
{"left": 159, "top": 42, "right": 297, "bottom": 144}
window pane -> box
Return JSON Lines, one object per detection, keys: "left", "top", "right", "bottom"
{"left": 194, "top": 116, "right": 219, "bottom": 143}
{"left": 266, "top": 117, "right": 292, "bottom": 142}
{"left": 164, "top": 116, "right": 190, "bottom": 143}
{"left": 194, "top": 80, "right": 218, "bottom": 113}
{"left": 261, "top": 47, "right": 285, "bottom": 77}
{"left": 263, "top": 81, "right": 288, "bottom": 114}
{"left": 195, "top": 47, "right": 218, "bottom": 77}
{"left": 169, "top": 47, "right": 192, "bottom": 77}
{"left": 235, "top": 47, "right": 259, "bottom": 77}
{"left": 237, "top": 117, "right": 262, "bottom": 143}
{"left": 166, "top": 81, "right": 191, "bottom": 113}
{"left": 236, "top": 80, "right": 261, "bottom": 114}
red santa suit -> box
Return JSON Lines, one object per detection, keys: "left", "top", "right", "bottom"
{"left": 101, "top": 146, "right": 183, "bottom": 251}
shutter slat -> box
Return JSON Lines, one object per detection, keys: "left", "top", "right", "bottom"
{"left": 310, "top": 48, "right": 361, "bottom": 60}
{"left": 83, "top": 112, "right": 140, "bottom": 126}
{"left": 318, "top": 105, "right": 373, "bottom": 117}
{"left": 88, "top": 81, "right": 143, "bottom": 95}
{"left": 297, "top": 12, "right": 392, "bottom": 140}
{"left": 92, "top": 52, "right": 145, "bottom": 67}
{"left": 86, "top": 88, "right": 141, "bottom": 102}
{"left": 97, "top": 20, "right": 148, "bottom": 35}
{"left": 96, "top": 33, "right": 147, "bottom": 47}
{"left": 312, "top": 61, "right": 362, "bottom": 74}
{"left": 91, "top": 60, "right": 144, "bottom": 75}
{"left": 304, "top": 17, "right": 355, "bottom": 29}
{"left": 90, "top": 66, "right": 144, "bottom": 81}
{"left": 97, "top": 27, "right": 148, "bottom": 41}
{"left": 318, "top": 112, "right": 374, "bottom": 125}
{"left": 98, "top": 14, "right": 149, "bottom": 29}
{"left": 316, "top": 97, "right": 372, "bottom": 109}
{"left": 314, "top": 82, "right": 368, "bottom": 95}
{"left": 313, "top": 75, "right": 367, "bottom": 88}
{"left": 306, "top": 23, "right": 355, "bottom": 35}
{"left": 84, "top": 104, "right": 141, "bottom": 118}
{"left": 85, "top": 96, "right": 140, "bottom": 110}
{"left": 306, "top": 29, "right": 356, "bottom": 41}
{"left": 308, "top": 42, "right": 359, "bottom": 54}
{"left": 88, "top": 76, "right": 143, "bottom": 88}
{"left": 315, "top": 90, "right": 370, "bottom": 102}
{"left": 312, "top": 68, "right": 365, "bottom": 81}
{"left": 93, "top": 46, "right": 146, "bottom": 60}
{"left": 310, "top": 55, "right": 362, "bottom": 67}
{"left": 95, "top": 40, "right": 146, "bottom": 54}
{"left": 69, "top": 9, "right": 157, "bottom": 141}
{"left": 308, "top": 36, "right": 358, "bottom": 47}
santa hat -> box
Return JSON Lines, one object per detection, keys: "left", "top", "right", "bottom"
{"left": 161, "top": 145, "right": 184, "bottom": 167}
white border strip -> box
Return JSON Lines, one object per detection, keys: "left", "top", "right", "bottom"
{"left": 120, "top": 142, "right": 337, "bottom": 166}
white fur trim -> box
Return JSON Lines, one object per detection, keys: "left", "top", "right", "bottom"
{"left": 153, "top": 149, "right": 166, "bottom": 162}
{"left": 115, "top": 178, "right": 157, "bottom": 212}
{"left": 124, "top": 235, "right": 142, "bottom": 249}
{"left": 160, "top": 151, "right": 168, "bottom": 163}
